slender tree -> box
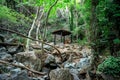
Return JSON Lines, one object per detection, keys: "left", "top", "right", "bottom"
{"left": 26, "top": 7, "right": 40, "bottom": 51}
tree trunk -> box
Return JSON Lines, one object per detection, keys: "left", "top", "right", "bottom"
{"left": 43, "top": 0, "right": 59, "bottom": 40}
{"left": 36, "top": 9, "right": 44, "bottom": 44}
{"left": 26, "top": 7, "right": 40, "bottom": 51}
{"left": 90, "top": 0, "right": 99, "bottom": 69}
{"left": 69, "top": 5, "right": 74, "bottom": 43}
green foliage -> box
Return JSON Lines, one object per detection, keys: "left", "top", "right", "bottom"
{"left": 113, "top": 38, "right": 120, "bottom": 44}
{"left": 0, "top": 5, "right": 18, "bottom": 23}
{"left": 76, "top": 38, "right": 88, "bottom": 45}
{"left": 0, "top": 4, "right": 32, "bottom": 42}
{"left": 69, "top": 4, "right": 74, "bottom": 31}
{"left": 97, "top": 0, "right": 120, "bottom": 37}
{"left": 73, "top": 26, "right": 85, "bottom": 37}
{"left": 0, "top": 0, "right": 6, "bottom": 4}
{"left": 78, "top": 18, "right": 84, "bottom": 25}
{"left": 97, "top": 56, "right": 120, "bottom": 77}
{"left": 0, "top": 4, "right": 31, "bottom": 26}
{"left": 63, "top": 0, "right": 70, "bottom": 3}
{"left": 93, "top": 0, "right": 120, "bottom": 55}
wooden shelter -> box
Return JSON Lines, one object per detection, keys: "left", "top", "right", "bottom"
{"left": 52, "top": 29, "right": 71, "bottom": 45}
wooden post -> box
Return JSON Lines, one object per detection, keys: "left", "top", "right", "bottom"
{"left": 61, "top": 32, "right": 62, "bottom": 43}
{"left": 63, "top": 36, "right": 65, "bottom": 44}
{"left": 54, "top": 34, "right": 56, "bottom": 45}
{"left": 71, "top": 35, "right": 72, "bottom": 43}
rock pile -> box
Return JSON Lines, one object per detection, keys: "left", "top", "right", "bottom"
{"left": 0, "top": 42, "right": 93, "bottom": 80}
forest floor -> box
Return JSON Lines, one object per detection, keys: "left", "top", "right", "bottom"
{"left": 0, "top": 37, "right": 103, "bottom": 80}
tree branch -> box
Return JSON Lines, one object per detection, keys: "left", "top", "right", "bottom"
{"left": 0, "top": 27, "right": 63, "bottom": 61}
{"left": 45, "top": 0, "right": 59, "bottom": 25}
{"left": 26, "top": 7, "right": 40, "bottom": 51}
{"left": 43, "top": 0, "right": 59, "bottom": 39}
{"left": 0, "top": 60, "right": 46, "bottom": 75}
{"left": 0, "top": 42, "right": 24, "bottom": 46}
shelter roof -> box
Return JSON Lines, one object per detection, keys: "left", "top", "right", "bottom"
{"left": 52, "top": 29, "right": 71, "bottom": 36}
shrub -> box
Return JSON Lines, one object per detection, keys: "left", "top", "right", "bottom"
{"left": 97, "top": 56, "right": 120, "bottom": 77}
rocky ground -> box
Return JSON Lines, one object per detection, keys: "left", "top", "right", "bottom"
{"left": 0, "top": 36, "right": 96, "bottom": 80}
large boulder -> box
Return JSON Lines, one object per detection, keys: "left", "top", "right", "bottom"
{"left": 49, "top": 68, "right": 73, "bottom": 80}
{"left": 0, "top": 47, "right": 12, "bottom": 61}
{"left": 75, "top": 57, "right": 91, "bottom": 76}
{"left": 0, "top": 52, "right": 12, "bottom": 61}
{"left": 101, "top": 74, "right": 115, "bottom": 80}
{"left": 14, "top": 51, "right": 42, "bottom": 71}
{"left": 45, "top": 54, "right": 55, "bottom": 64}
{"left": 11, "top": 70, "right": 30, "bottom": 80}
{"left": 10, "top": 68, "right": 21, "bottom": 76}
{"left": 0, "top": 74, "right": 9, "bottom": 80}
{"left": 76, "top": 57, "right": 91, "bottom": 71}
{"left": 7, "top": 45, "right": 24, "bottom": 56}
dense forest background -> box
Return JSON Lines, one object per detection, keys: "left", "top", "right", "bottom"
{"left": 0, "top": 0, "right": 120, "bottom": 80}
